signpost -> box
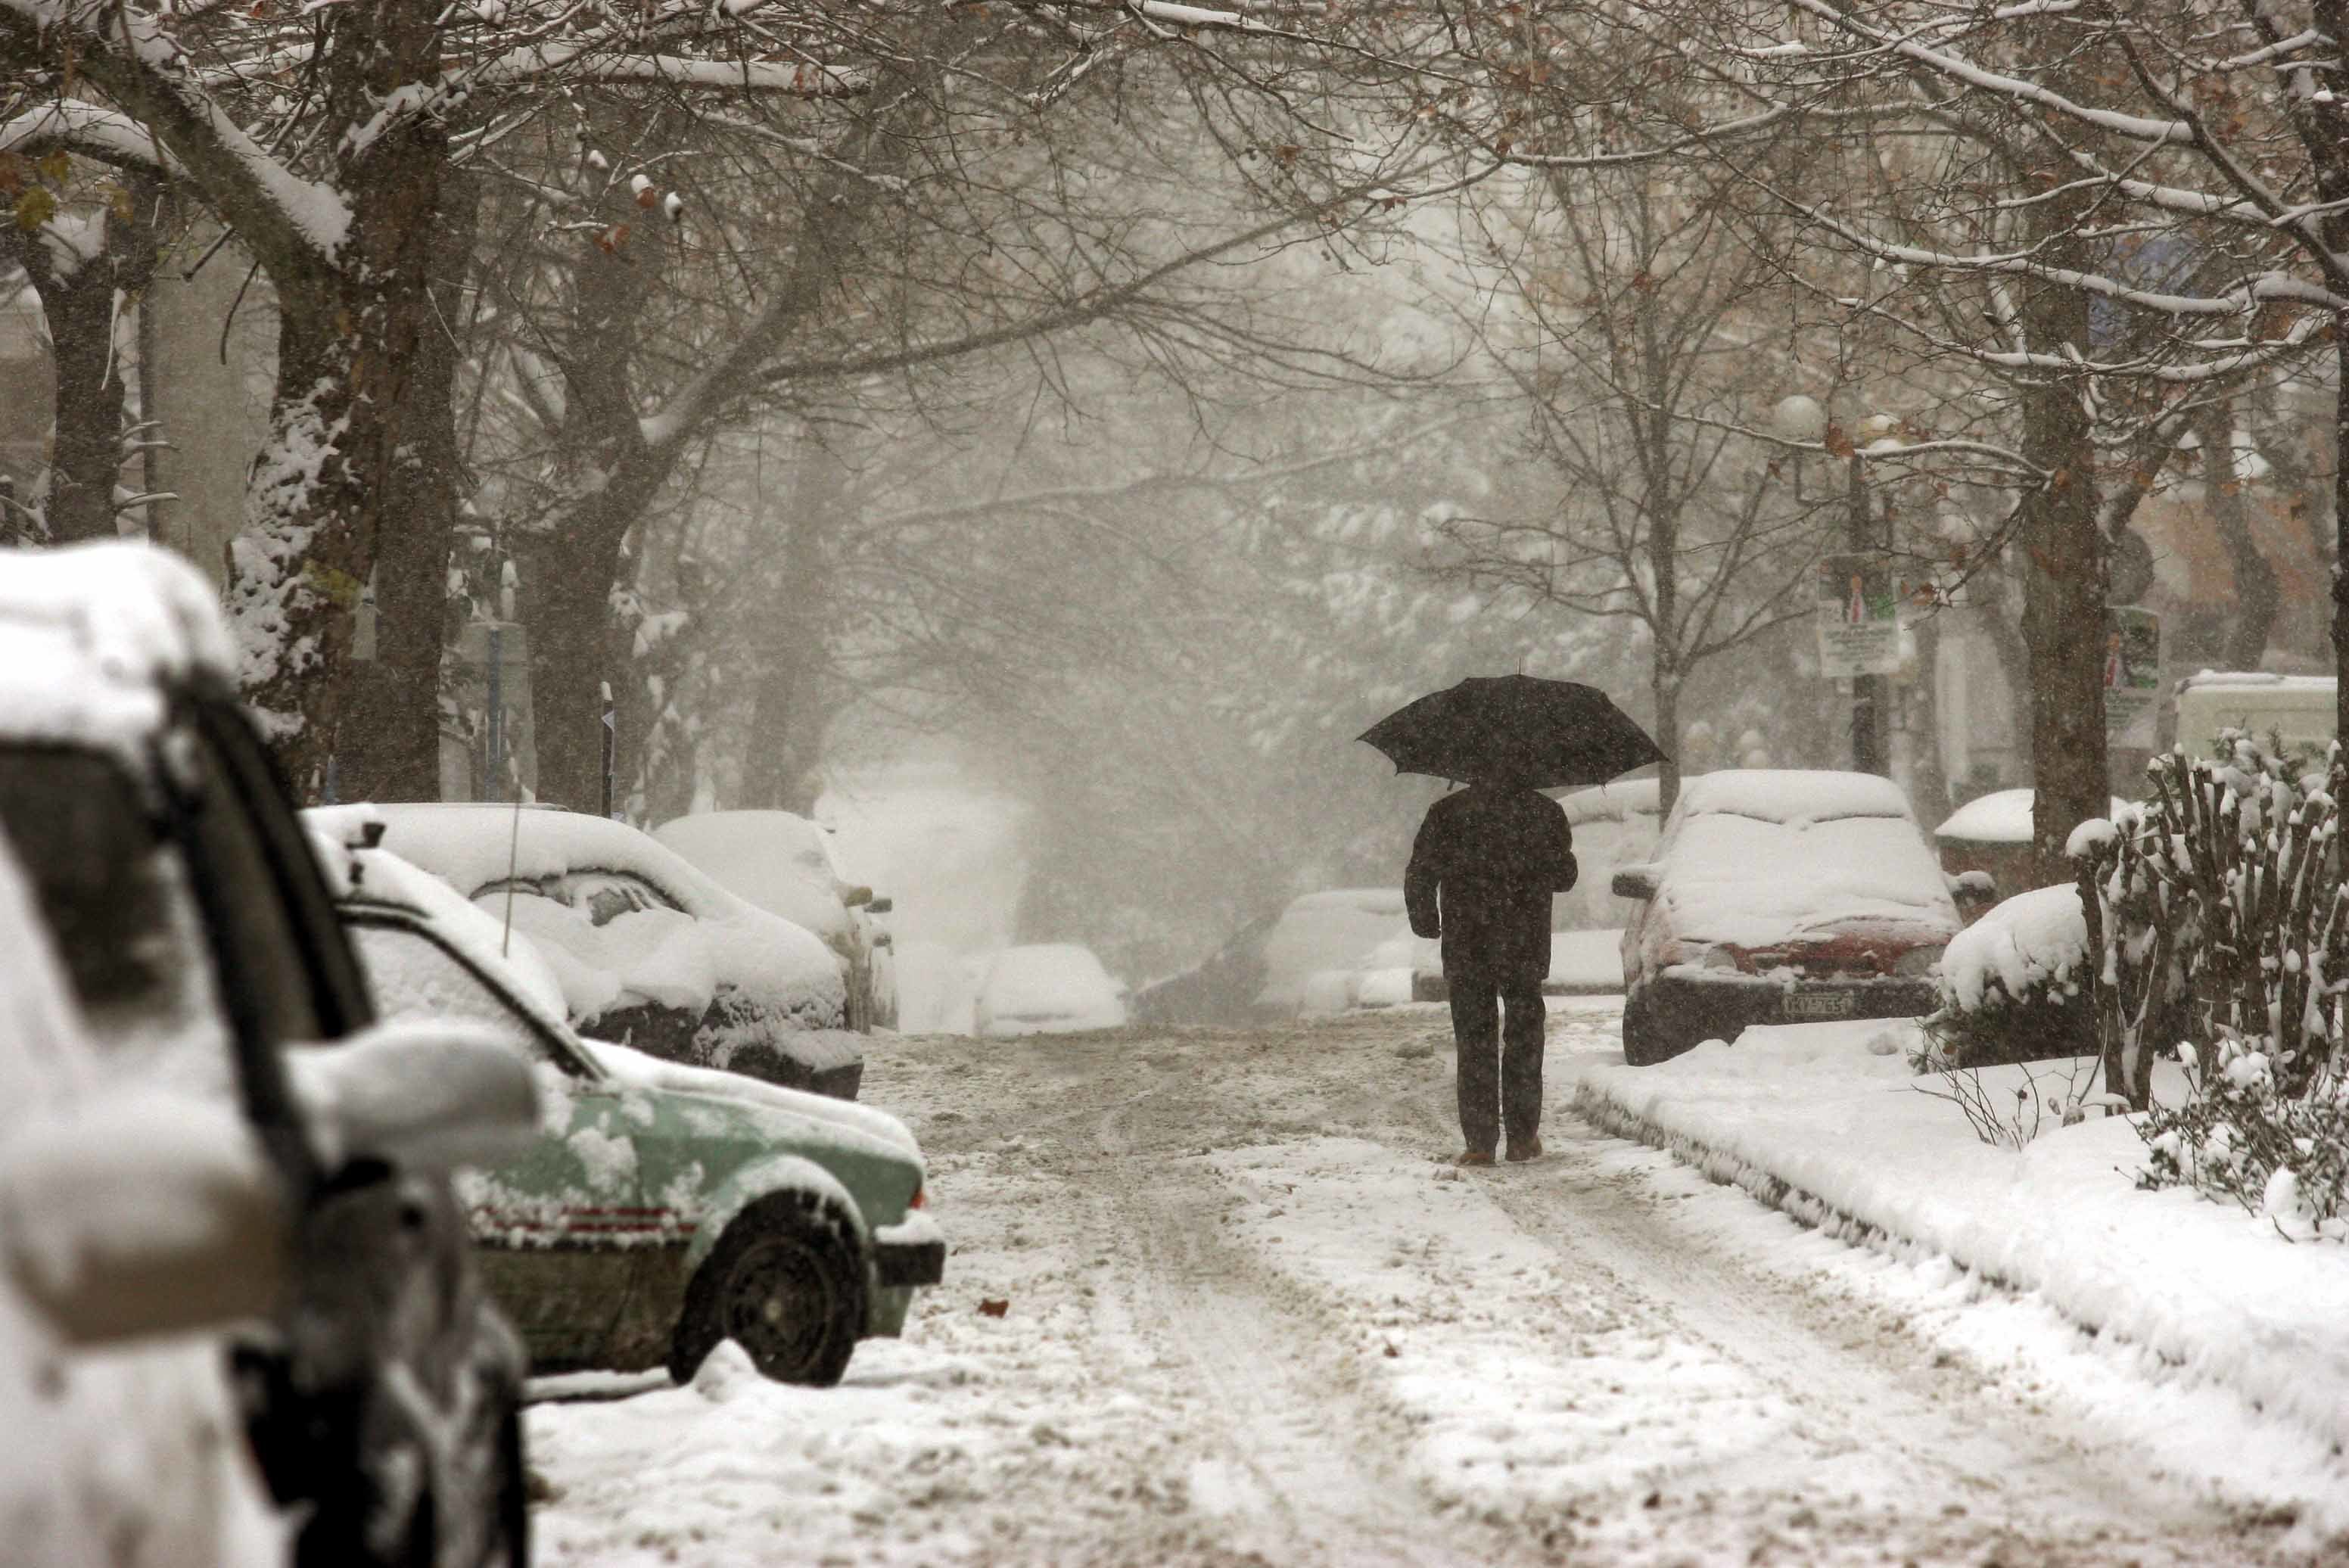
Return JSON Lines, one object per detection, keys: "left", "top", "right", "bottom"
{"left": 2104, "top": 605, "right": 2161, "bottom": 746}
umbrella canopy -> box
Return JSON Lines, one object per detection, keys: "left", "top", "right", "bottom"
{"left": 1358, "top": 675, "right": 1666, "bottom": 791}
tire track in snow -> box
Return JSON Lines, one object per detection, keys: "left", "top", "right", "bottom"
{"left": 1089, "top": 1086, "right": 1539, "bottom": 1568}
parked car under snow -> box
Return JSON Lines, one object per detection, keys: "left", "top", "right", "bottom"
{"left": 654, "top": 809, "right": 897, "bottom": 1032}
{"left": 1611, "top": 770, "right": 1960, "bottom": 1066}
{"left": 320, "top": 823, "right": 944, "bottom": 1387}
{"left": 1134, "top": 889, "right": 1427, "bottom": 1025}
{"left": 369, "top": 802, "right": 863, "bottom": 1099}
{"left": 974, "top": 943, "right": 1129, "bottom": 1036}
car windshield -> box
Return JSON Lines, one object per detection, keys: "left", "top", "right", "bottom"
{"left": 0, "top": 748, "right": 229, "bottom": 1086}
{"left": 350, "top": 919, "right": 592, "bottom": 1076}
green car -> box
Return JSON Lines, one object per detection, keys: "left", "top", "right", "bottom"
{"left": 313, "top": 813, "right": 944, "bottom": 1386}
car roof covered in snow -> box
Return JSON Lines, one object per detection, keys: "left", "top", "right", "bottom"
{"left": 1934, "top": 788, "right": 2131, "bottom": 846}
{"left": 1671, "top": 768, "right": 1915, "bottom": 827}
{"left": 1560, "top": 777, "right": 1663, "bottom": 826}
{"left": 652, "top": 810, "right": 853, "bottom": 943}
{"left": 0, "top": 542, "right": 237, "bottom": 754}
{"left": 363, "top": 801, "right": 846, "bottom": 1026}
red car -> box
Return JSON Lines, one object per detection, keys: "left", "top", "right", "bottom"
{"left": 1611, "top": 770, "right": 1960, "bottom": 1065}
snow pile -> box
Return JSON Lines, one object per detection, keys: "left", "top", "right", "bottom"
{"left": 1934, "top": 789, "right": 2130, "bottom": 845}
{"left": 1257, "top": 889, "right": 1414, "bottom": 1013}
{"left": 1937, "top": 884, "right": 2086, "bottom": 1013}
{"left": 1570, "top": 1021, "right": 2349, "bottom": 1463}
{"left": 974, "top": 944, "right": 1126, "bottom": 1036}
{"left": 1547, "top": 928, "right": 1624, "bottom": 992}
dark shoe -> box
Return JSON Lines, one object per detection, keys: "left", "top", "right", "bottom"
{"left": 1453, "top": 1149, "right": 1495, "bottom": 1167}
{"left": 1506, "top": 1134, "right": 1544, "bottom": 1163}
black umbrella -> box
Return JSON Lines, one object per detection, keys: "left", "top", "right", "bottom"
{"left": 1358, "top": 674, "right": 1666, "bottom": 791}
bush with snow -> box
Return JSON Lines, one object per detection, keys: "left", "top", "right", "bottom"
{"left": 1919, "top": 884, "right": 2092, "bottom": 1069}
{"left": 2069, "top": 733, "right": 2349, "bottom": 1227}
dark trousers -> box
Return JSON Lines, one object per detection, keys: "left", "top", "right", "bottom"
{"left": 1448, "top": 972, "right": 1545, "bottom": 1153}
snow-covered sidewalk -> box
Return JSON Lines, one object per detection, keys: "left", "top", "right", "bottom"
{"left": 1566, "top": 1019, "right": 2349, "bottom": 1501}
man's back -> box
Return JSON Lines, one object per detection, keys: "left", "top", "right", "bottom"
{"left": 1405, "top": 783, "right": 1575, "bottom": 984}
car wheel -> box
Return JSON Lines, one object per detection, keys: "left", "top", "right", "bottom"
{"left": 670, "top": 1189, "right": 866, "bottom": 1387}
{"left": 478, "top": 1408, "right": 530, "bottom": 1568}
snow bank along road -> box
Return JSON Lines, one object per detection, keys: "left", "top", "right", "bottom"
{"left": 526, "top": 1001, "right": 2344, "bottom": 1566}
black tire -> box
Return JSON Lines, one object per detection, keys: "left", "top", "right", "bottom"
{"left": 669, "top": 1189, "right": 866, "bottom": 1387}
{"left": 1620, "top": 989, "right": 1669, "bottom": 1067}
{"left": 481, "top": 1408, "right": 530, "bottom": 1568}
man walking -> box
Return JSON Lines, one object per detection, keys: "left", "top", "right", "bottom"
{"left": 1405, "top": 778, "right": 1577, "bottom": 1165}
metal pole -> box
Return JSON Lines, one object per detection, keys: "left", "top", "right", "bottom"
{"left": 486, "top": 624, "right": 506, "bottom": 802}
{"left": 1849, "top": 451, "right": 1888, "bottom": 774}
{"left": 600, "top": 682, "right": 617, "bottom": 820}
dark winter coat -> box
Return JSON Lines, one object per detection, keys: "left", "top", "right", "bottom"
{"left": 1405, "top": 783, "right": 1578, "bottom": 988}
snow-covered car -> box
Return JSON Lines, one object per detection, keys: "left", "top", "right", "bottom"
{"left": 1932, "top": 788, "right": 2126, "bottom": 923}
{"left": 320, "top": 826, "right": 942, "bottom": 1386}
{"left": 1134, "top": 889, "right": 1421, "bottom": 1025}
{"left": 0, "top": 541, "right": 537, "bottom": 1567}
{"left": 654, "top": 809, "right": 897, "bottom": 1032}
{"left": 369, "top": 803, "right": 863, "bottom": 1099}
{"left": 973, "top": 944, "right": 1129, "bottom": 1036}
{"left": 1611, "top": 770, "right": 1961, "bottom": 1066}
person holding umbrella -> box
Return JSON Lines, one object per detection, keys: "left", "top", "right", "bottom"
{"left": 1362, "top": 676, "right": 1664, "bottom": 1167}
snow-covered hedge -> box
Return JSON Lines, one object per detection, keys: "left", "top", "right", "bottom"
{"left": 2071, "top": 734, "right": 2349, "bottom": 1230}
{"left": 1919, "top": 884, "right": 2092, "bottom": 1069}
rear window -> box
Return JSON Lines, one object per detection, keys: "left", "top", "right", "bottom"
{"left": 0, "top": 748, "right": 228, "bottom": 1083}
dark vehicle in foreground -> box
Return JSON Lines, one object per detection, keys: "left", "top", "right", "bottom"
{"left": 0, "top": 542, "right": 537, "bottom": 1566}
{"left": 1612, "top": 770, "right": 1960, "bottom": 1066}
{"left": 370, "top": 804, "right": 863, "bottom": 1099}
{"left": 319, "top": 820, "right": 942, "bottom": 1386}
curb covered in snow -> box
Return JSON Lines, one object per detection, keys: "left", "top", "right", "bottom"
{"left": 1567, "top": 1022, "right": 2349, "bottom": 1467}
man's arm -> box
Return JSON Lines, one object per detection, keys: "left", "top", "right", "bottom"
{"left": 1548, "top": 801, "right": 1579, "bottom": 892}
{"left": 1405, "top": 807, "right": 1444, "bottom": 938}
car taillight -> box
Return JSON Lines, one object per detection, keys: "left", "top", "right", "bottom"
{"left": 1893, "top": 944, "right": 1943, "bottom": 978}
{"left": 909, "top": 1185, "right": 926, "bottom": 1210}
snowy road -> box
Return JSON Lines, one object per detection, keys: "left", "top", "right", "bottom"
{"left": 526, "top": 1002, "right": 2333, "bottom": 1566}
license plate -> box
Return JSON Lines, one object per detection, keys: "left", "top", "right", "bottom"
{"left": 1784, "top": 991, "right": 1854, "bottom": 1019}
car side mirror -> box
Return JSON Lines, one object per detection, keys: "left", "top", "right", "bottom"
{"left": 286, "top": 1019, "right": 539, "bottom": 1173}
{"left": 0, "top": 1091, "right": 288, "bottom": 1346}
{"left": 842, "top": 885, "right": 874, "bottom": 908}
{"left": 1949, "top": 869, "right": 1998, "bottom": 912}
{"left": 1611, "top": 864, "right": 1660, "bottom": 901}
{"left": 865, "top": 896, "right": 892, "bottom": 915}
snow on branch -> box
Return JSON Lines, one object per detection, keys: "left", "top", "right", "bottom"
{"left": 470, "top": 41, "right": 871, "bottom": 95}
{"left": 0, "top": 102, "right": 185, "bottom": 179}
{"left": 0, "top": 0, "right": 349, "bottom": 266}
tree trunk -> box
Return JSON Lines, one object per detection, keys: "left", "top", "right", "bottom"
{"left": 338, "top": 173, "right": 481, "bottom": 804}
{"left": 2018, "top": 236, "right": 2108, "bottom": 888}
{"left": 2334, "top": 325, "right": 2349, "bottom": 747}
{"left": 2198, "top": 400, "right": 2281, "bottom": 671}
{"left": 518, "top": 516, "right": 633, "bottom": 810}
{"left": 226, "top": 0, "right": 450, "bottom": 795}
{"left": 1651, "top": 663, "right": 1681, "bottom": 818}
{"left": 7, "top": 183, "right": 158, "bottom": 544}
{"left": 742, "top": 440, "right": 845, "bottom": 812}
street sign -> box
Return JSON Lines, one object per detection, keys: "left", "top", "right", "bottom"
{"left": 1815, "top": 552, "right": 1902, "bottom": 677}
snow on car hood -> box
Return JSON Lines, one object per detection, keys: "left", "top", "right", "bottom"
{"left": 1654, "top": 808, "right": 1958, "bottom": 951}
{"left": 586, "top": 1040, "right": 921, "bottom": 1164}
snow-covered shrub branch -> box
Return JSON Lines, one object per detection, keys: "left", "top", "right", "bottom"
{"left": 2072, "top": 735, "right": 2349, "bottom": 1227}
